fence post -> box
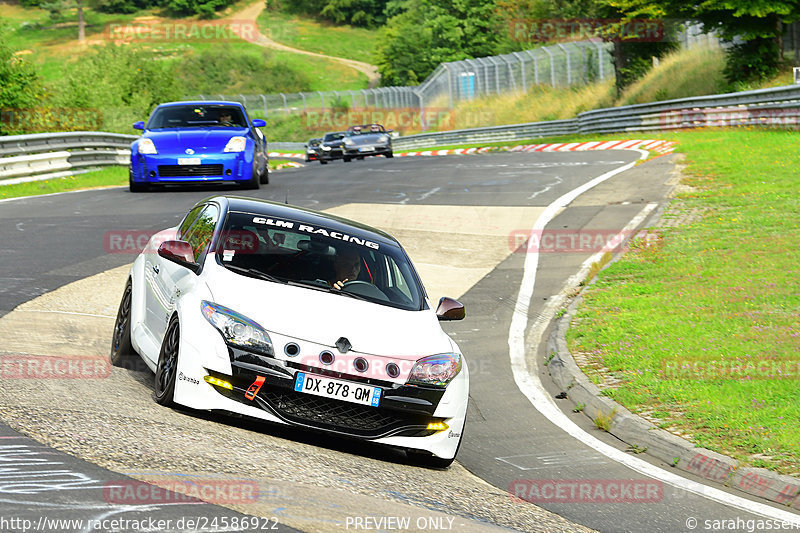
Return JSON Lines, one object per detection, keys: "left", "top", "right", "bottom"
{"left": 442, "top": 64, "right": 454, "bottom": 108}
{"left": 556, "top": 43, "right": 571, "bottom": 86}
{"left": 260, "top": 94, "right": 268, "bottom": 117}
{"left": 542, "top": 46, "right": 556, "bottom": 88}
{"left": 501, "top": 55, "right": 516, "bottom": 92}
{"left": 300, "top": 92, "right": 306, "bottom": 113}
{"left": 594, "top": 41, "right": 605, "bottom": 80}
{"left": 318, "top": 91, "right": 325, "bottom": 111}
{"left": 280, "top": 93, "right": 288, "bottom": 114}
{"left": 513, "top": 52, "right": 527, "bottom": 92}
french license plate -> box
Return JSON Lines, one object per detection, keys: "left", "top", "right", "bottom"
{"left": 177, "top": 157, "right": 201, "bottom": 165}
{"left": 294, "top": 372, "right": 381, "bottom": 407}
{"left": 359, "top": 146, "right": 374, "bottom": 152}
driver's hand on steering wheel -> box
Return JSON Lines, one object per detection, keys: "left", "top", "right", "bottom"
{"left": 331, "top": 278, "right": 349, "bottom": 290}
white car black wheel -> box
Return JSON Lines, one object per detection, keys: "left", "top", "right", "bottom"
{"left": 110, "top": 279, "right": 135, "bottom": 365}
{"left": 154, "top": 316, "right": 180, "bottom": 406}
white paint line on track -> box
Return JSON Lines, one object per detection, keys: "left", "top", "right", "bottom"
{"left": 507, "top": 149, "right": 800, "bottom": 524}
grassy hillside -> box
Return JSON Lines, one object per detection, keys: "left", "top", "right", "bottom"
{"left": 256, "top": 10, "right": 378, "bottom": 63}
{"left": 1, "top": 2, "right": 368, "bottom": 102}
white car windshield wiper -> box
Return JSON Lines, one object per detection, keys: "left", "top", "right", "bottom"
{"left": 224, "top": 264, "right": 284, "bottom": 283}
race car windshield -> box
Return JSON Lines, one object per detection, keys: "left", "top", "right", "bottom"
{"left": 216, "top": 212, "right": 425, "bottom": 311}
{"left": 147, "top": 105, "right": 246, "bottom": 129}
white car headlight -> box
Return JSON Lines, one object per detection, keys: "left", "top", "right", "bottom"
{"left": 378, "top": 135, "right": 389, "bottom": 143}
{"left": 343, "top": 138, "right": 353, "bottom": 146}
{"left": 322, "top": 145, "right": 332, "bottom": 151}
{"left": 201, "top": 301, "right": 273, "bottom": 356}
{"left": 408, "top": 353, "right": 462, "bottom": 387}
{"left": 223, "top": 136, "right": 247, "bottom": 153}
{"left": 138, "top": 138, "right": 157, "bottom": 154}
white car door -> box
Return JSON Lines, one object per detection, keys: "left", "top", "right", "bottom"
{"left": 145, "top": 204, "right": 219, "bottom": 347}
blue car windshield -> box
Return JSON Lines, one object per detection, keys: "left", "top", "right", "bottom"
{"left": 147, "top": 105, "right": 246, "bottom": 129}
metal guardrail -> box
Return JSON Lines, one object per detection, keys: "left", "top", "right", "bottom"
{"left": 3, "top": 84, "right": 800, "bottom": 183}
{"left": 393, "top": 119, "right": 579, "bottom": 151}
{"left": 393, "top": 84, "right": 800, "bottom": 149}
{"left": 0, "top": 132, "right": 137, "bottom": 182}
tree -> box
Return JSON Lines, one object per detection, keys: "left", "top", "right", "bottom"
{"left": 610, "top": 0, "right": 800, "bottom": 85}
{"left": 377, "top": 0, "right": 503, "bottom": 86}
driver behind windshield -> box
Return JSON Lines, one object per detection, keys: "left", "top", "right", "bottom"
{"left": 329, "top": 247, "right": 363, "bottom": 290}
{"left": 218, "top": 110, "right": 237, "bottom": 127}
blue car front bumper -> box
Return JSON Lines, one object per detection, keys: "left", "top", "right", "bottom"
{"left": 131, "top": 152, "right": 254, "bottom": 184}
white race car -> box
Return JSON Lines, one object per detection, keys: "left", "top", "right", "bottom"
{"left": 110, "top": 196, "right": 468, "bottom": 467}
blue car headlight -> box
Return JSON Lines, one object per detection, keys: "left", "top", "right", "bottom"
{"left": 201, "top": 301, "right": 273, "bottom": 356}
{"left": 408, "top": 353, "right": 462, "bottom": 387}
{"left": 224, "top": 136, "right": 247, "bottom": 153}
{"left": 138, "top": 138, "right": 157, "bottom": 154}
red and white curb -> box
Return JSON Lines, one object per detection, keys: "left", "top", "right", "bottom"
{"left": 268, "top": 152, "right": 305, "bottom": 159}
{"left": 269, "top": 140, "right": 676, "bottom": 162}
{"left": 396, "top": 147, "right": 492, "bottom": 157}
{"left": 397, "top": 139, "right": 676, "bottom": 157}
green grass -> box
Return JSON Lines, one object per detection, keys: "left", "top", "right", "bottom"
{"left": 268, "top": 48, "right": 367, "bottom": 91}
{"left": 566, "top": 128, "right": 800, "bottom": 475}
{"left": 2, "top": 5, "right": 367, "bottom": 95}
{"left": 0, "top": 166, "right": 127, "bottom": 200}
{"left": 256, "top": 9, "right": 378, "bottom": 64}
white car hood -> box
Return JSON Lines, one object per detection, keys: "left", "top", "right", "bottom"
{"left": 204, "top": 262, "right": 454, "bottom": 359}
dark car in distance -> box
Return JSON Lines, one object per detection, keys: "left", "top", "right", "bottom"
{"left": 319, "top": 131, "right": 346, "bottom": 164}
{"left": 305, "top": 138, "right": 322, "bottom": 162}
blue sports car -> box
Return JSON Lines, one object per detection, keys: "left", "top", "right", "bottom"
{"left": 129, "top": 101, "right": 269, "bottom": 192}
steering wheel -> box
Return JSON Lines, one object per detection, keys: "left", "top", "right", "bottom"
{"left": 341, "top": 280, "right": 389, "bottom": 301}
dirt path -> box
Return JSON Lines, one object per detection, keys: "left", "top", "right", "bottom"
{"left": 231, "top": 1, "right": 380, "bottom": 87}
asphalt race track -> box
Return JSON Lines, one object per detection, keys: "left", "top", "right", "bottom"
{"left": 1, "top": 151, "right": 798, "bottom": 533}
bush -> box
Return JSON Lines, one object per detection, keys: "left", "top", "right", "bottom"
{"left": 0, "top": 23, "right": 44, "bottom": 135}
{"left": 52, "top": 44, "right": 183, "bottom": 132}
{"left": 173, "top": 46, "right": 312, "bottom": 95}
{"left": 723, "top": 38, "right": 781, "bottom": 86}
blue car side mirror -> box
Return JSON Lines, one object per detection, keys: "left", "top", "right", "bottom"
{"left": 133, "top": 121, "right": 145, "bottom": 130}
{"left": 252, "top": 119, "right": 266, "bottom": 128}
